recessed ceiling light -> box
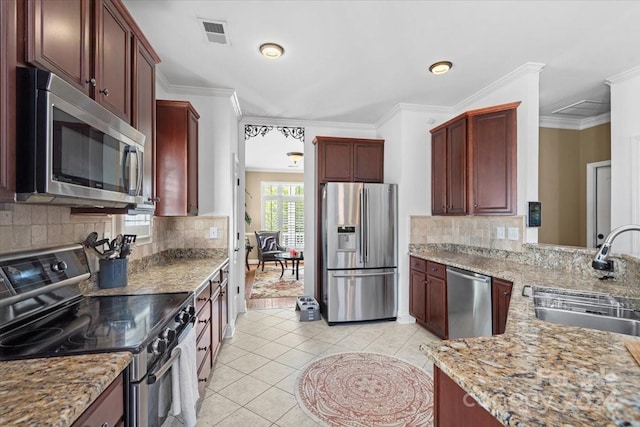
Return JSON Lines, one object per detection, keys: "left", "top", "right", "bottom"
{"left": 429, "top": 61, "right": 453, "bottom": 75}
{"left": 259, "top": 43, "right": 284, "bottom": 59}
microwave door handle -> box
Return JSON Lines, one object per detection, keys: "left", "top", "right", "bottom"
{"left": 125, "top": 146, "right": 140, "bottom": 196}
{"left": 134, "top": 149, "right": 142, "bottom": 196}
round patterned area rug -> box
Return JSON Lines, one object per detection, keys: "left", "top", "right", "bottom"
{"left": 296, "top": 352, "right": 434, "bottom": 427}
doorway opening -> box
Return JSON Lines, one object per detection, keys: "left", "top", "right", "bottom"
{"left": 244, "top": 124, "right": 306, "bottom": 310}
{"left": 586, "top": 160, "right": 611, "bottom": 248}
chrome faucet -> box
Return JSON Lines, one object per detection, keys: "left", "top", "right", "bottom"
{"left": 592, "top": 224, "right": 640, "bottom": 271}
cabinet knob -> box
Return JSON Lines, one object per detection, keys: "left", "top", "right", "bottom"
{"left": 148, "top": 197, "right": 161, "bottom": 203}
{"left": 86, "top": 78, "right": 97, "bottom": 87}
{"left": 474, "top": 204, "right": 478, "bottom": 208}
{"left": 198, "top": 378, "right": 207, "bottom": 383}
{"left": 503, "top": 291, "right": 511, "bottom": 297}
{"left": 100, "top": 88, "right": 110, "bottom": 96}
{"left": 101, "top": 423, "right": 109, "bottom": 427}
{"left": 199, "top": 318, "right": 209, "bottom": 324}
{"left": 197, "top": 297, "right": 208, "bottom": 302}
{"left": 441, "top": 205, "right": 445, "bottom": 209}
{"left": 198, "top": 346, "right": 208, "bottom": 351}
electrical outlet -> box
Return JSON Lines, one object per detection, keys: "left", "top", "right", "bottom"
{"left": 496, "top": 227, "right": 505, "bottom": 240}
{"left": 209, "top": 227, "right": 218, "bottom": 239}
{"left": 508, "top": 227, "right": 519, "bottom": 241}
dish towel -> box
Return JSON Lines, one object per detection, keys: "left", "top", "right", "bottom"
{"left": 169, "top": 327, "right": 199, "bottom": 427}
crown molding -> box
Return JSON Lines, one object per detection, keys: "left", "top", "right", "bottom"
{"left": 454, "top": 62, "right": 545, "bottom": 112}
{"left": 539, "top": 112, "right": 610, "bottom": 130}
{"left": 606, "top": 65, "right": 640, "bottom": 85}
{"left": 375, "top": 103, "right": 453, "bottom": 128}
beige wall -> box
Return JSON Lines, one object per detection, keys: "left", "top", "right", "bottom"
{"left": 245, "top": 171, "right": 304, "bottom": 260}
{"left": 538, "top": 123, "right": 610, "bottom": 246}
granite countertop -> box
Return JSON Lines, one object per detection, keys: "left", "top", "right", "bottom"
{"left": 411, "top": 248, "right": 640, "bottom": 427}
{"left": 0, "top": 352, "right": 132, "bottom": 426}
{"left": 83, "top": 253, "right": 230, "bottom": 296}
{"left": 0, "top": 252, "right": 229, "bottom": 426}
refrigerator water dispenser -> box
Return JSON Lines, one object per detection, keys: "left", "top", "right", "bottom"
{"left": 336, "top": 226, "right": 356, "bottom": 251}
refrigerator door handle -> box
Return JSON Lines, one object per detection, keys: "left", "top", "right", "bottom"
{"left": 364, "top": 188, "right": 369, "bottom": 262}
{"left": 331, "top": 271, "right": 396, "bottom": 278}
{"left": 359, "top": 188, "right": 365, "bottom": 264}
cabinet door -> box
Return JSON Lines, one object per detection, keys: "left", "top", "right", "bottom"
{"left": 426, "top": 275, "right": 447, "bottom": 339}
{"left": 446, "top": 119, "right": 467, "bottom": 215}
{"left": 132, "top": 40, "right": 156, "bottom": 206}
{"left": 219, "top": 282, "right": 228, "bottom": 341}
{"left": 353, "top": 142, "right": 384, "bottom": 183}
{"left": 410, "top": 269, "right": 426, "bottom": 322}
{"left": 26, "top": 0, "right": 91, "bottom": 95}
{"left": 431, "top": 128, "right": 447, "bottom": 215}
{"left": 470, "top": 108, "right": 516, "bottom": 215}
{"left": 71, "top": 374, "right": 125, "bottom": 427}
{"left": 492, "top": 278, "right": 513, "bottom": 335}
{"left": 211, "top": 290, "right": 221, "bottom": 361}
{"left": 0, "top": 0, "right": 16, "bottom": 202}
{"left": 434, "top": 367, "right": 501, "bottom": 427}
{"left": 95, "top": 0, "right": 131, "bottom": 122}
{"left": 187, "top": 110, "right": 199, "bottom": 215}
{"left": 156, "top": 104, "right": 187, "bottom": 216}
{"left": 318, "top": 140, "right": 352, "bottom": 183}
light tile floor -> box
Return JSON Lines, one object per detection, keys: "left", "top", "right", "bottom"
{"left": 164, "top": 307, "right": 440, "bottom": 426}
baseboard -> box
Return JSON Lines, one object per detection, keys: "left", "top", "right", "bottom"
{"left": 396, "top": 313, "right": 417, "bottom": 324}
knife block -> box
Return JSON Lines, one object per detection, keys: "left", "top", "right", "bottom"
{"left": 98, "top": 258, "right": 128, "bottom": 288}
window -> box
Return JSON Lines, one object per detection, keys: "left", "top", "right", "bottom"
{"left": 121, "top": 214, "right": 152, "bottom": 242}
{"left": 262, "top": 182, "right": 304, "bottom": 248}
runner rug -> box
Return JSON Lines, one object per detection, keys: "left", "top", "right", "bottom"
{"left": 250, "top": 266, "right": 304, "bottom": 299}
{"left": 296, "top": 352, "right": 434, "bottom": 427}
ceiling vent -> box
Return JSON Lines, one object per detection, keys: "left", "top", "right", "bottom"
{"left": 552, "top": 100, "right": 610, "bottom": 118}
{"left": 198, "top": 19, "right": 229, "bottom": 45}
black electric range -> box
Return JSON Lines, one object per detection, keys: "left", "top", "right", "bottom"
{"left": 0, "top": 244, "right": 196, "bottom": 378}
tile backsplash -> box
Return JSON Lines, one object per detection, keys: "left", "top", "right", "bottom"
{"left": 0, "top": 205, "right": 228, "bottom": 260}
{"left": 409, "top": 215, "right": 526, "bottom": 251}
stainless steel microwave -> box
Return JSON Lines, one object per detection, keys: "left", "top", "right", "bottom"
{"left": 16, "top": 67, "right": 145, "bottom": 207}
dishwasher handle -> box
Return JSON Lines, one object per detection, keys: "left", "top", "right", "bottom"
{"left": 446, "top": 267, "right": 491, "bottom": 284}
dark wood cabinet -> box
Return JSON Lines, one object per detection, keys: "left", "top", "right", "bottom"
{"left": 71, "top": 373, "right": 125, "bottom": 427}
{"left": 430, "top": 102, "right": 519, "bottom": 216}
{"left": 25, "top": 0, "right": 91, "bottom": 95}
{"left": 492, "top": 278, "right": 513, "bottom": 335}
{"left": 469, "top": 107, "right": 517, "bottom": 215}
{"left": 155, "top": 100, "right": 200, "bottom": 216}
{"left": 431, "top": 118, "right": 467, "bottom": 215}
{"left": 132, "top": 38, "right": 159, "bottom": 207}
{"left": 434, "top": 367, "right": 501, "bottom": 427}
{"left": 0, "top": 0, "right": 16, "bottom": 202}
{"left": 409, "top": 257, "right": 448, "bottom": 339}
{"left": 94, "top": 0, "right": 131, "bottom": 122}
{"left": 314, "top": 136, "right": 384, "bottom": 184}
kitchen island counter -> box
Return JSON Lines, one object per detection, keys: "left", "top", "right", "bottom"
{"left": 0, "top": 352, "right": 132, "bottom": 426}
{"left": 412, "top": 246, "right": 640, "bottom": 426}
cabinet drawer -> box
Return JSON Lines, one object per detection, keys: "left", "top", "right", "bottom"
{"left": 426, "top": 261, "right": 446, "bottom": 279}
{"left": 72, "top": 374, "right": 124, "bottom": 427}
{"left": 197, "top": 349, "right": 212, "bottom": 398}
{"left": 195, "top": 284, "right": 212, "bottom": 313}
{"left": 196, "top": 300, "right": 212, "bottom": 340}
{"left": 410, "top": 256, "right": 426, "bottom": 272}
{"left": 196, "top": 322, "right": 212, "bottom": 370}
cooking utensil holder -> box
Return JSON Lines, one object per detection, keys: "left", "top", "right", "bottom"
{"left": 98, "top": 258, "right": 128, "bottom": 288}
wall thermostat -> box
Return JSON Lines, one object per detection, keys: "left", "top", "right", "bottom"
{"left": 527, "top": 201, "right": 542, "bottom": 227}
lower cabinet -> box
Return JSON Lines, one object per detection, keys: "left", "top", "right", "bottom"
{"left": 492, "top": 278, "right": 513, "bottom": 335}
{"left": 434, "top": 367, "right": 501, "bottom": 427}
{"left": 409, "top": 256, "right": 512, "bottom": 338}
{"left": 409, "top": 257, "right": 448, "bottom": 339}
{"left": 72, "top": 373, "right": 125, "bottom": 427}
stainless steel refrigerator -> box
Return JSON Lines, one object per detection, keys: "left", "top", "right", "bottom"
{"left": 322, "top": 182, "right": 397, "bottom": 324}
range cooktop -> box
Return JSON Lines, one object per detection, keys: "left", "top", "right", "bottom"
{"left": 0, "top": 292, "right": 191, "bottom": 361}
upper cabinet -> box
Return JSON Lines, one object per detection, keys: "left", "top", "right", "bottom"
{"left": 155, "top": 100, "right": 200, "bottom": 217}
{"left": 0, "top": 0, "right": 16, "bottom": 202}
{"left": 23, "top": 0, "right": 159, "bottom": 124}
{"left": 430, "top": 102, "right": 519, "bottom": 216}
{"left": 314, "top": 136, "right": 384, "bottom": 184}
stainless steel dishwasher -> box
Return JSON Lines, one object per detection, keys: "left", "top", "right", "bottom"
{"left": 446, "top": 266, "right": 492, "bottom": 339}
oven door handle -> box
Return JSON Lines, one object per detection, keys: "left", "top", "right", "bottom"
{"left": 147, "top": 348, "right": 180, "bottom": 385}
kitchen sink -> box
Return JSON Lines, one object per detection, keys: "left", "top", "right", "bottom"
{"left": 532, "top": 287, "right": 640, "bottom": 337}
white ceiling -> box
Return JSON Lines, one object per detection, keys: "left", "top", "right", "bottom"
{"left": 124, "top": 0, "right": 640, "bottom": 126}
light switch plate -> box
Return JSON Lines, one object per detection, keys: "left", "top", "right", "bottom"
{"left": 508, "top": 227, "right": 519, "bottom": 241}
{"left": 209, "top": 227, "right": 218, "bottom": 239}
{"left": 496, "top": 227, "right": 505, "bottom": 240}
